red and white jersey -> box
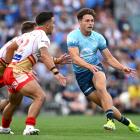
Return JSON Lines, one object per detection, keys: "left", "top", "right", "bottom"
{"left": 12, "top": 29, "right": 50, "bottom": 64}
{"left": 0, "top": 37, "right": 18, "bottom": 60}
{"left": 0, "top": 37, "right": 19, "bottom": 76}
{"left": 8, "top": 29, "right": 50, "bottom": 73}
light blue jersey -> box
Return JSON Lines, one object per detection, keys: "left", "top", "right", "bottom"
{"left": 67, "top": 28, "right": 107, "bottom": 73}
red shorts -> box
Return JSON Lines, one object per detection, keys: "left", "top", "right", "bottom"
{"left": 0, "top": 76, "right": 5, "bottom": 88}
{"left": 3, "top": 67, "right": 35, "bottom": 93}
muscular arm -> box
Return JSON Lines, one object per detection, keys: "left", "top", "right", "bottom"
{"left": 68, "top": 47, "right": 98, "bottom": 72}
{"left": 40, "top": 47, "right": 66, "bottom": 86}
{"left": 68, "top": 47, "right": 91, "bottom": 69}
{"left": 5, "top": 41, "right": 18, "bottom": 63}
{"left": 39, "top": 47, "right": 56, "bottom": 70}
{"left": 101, "top": 48, "right": 124, "bottom": 71}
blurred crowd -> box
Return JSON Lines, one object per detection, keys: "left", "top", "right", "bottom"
{"left": 0, "top": 0, "right": 140, "bottom": 115}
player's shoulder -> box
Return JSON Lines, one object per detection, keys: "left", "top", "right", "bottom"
{"left": 11, "top": 36, "right": 18, "bottom": 41}
{"left": 67, "top": 28, "right": 80, "bottom": 37}
{"left": 7, "top": 36, "right": 19, "bottom": 44}
{"left": 92, "top": 31, "right": 104, "bottom": 39}
{"left": 29, "top": 29, "right": 45, "bottom": 37}
{"left": 28, "top": 30, "right": 49, "bottom": 40}
{"left": 30, "top": 29, "right": 41, "bottom": 35}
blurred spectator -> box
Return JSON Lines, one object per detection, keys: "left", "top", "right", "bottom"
{"left": 127, "top": 63, "right": 140, "bottom": 113}
{"left": 85, "top": 0, "right": 104, "bottom": 9}
{"left": 56, "top": 9, "right": 73, "bottom": 32}
{"left": 54, "top": 85, "right": 87, "bottom": 115}
{"left": 128, "top": 84, "right": 140, "bottom": 113}
{"left": 118, "top": 15, "right": 130, "bottom": 32}
{"left": 107, "top": 75, "right": 125, "bottom": 112}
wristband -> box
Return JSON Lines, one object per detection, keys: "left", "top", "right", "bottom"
{"left": 53, "top": 71, "right": 59, "bottom": 75}
{"left": 50, "top": 66, "right": 59, "bottom": 75}
{"left": 50, "top": 66, "right": 56, "bottom": 71}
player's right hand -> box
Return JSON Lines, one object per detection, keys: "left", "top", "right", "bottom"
{"left": 122, "top": 66, "right": 137, "bottom": 78}
{"left": 54, "top": 73, "right": 67, "bottom": 86}
{"left": 55, "top": 53, "right": 72, "bottom": 64}
{"left": 88, "top": 64, "right": 99, "bottom": 73}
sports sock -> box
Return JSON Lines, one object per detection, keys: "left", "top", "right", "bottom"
{"left": 25, "top": 117, "right": 36, "bottom": 126}
{"left": 2, "top": 116, "right": 12, "bottom": 128}
{"left": 118, "top": 116, "right": 130, "bottom": 126}
{"left": 105, "top": 109, "right": 114, "bottom": 121}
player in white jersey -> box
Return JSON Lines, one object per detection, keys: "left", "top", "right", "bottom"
{"left": 0, "top": 20, "right": 71, "bottom": 113}
{"left": 0, "top": 11, "right": 67, "bottom": 135}
{"left": 0, "top": 21, "right": 70, "bottom": 112}
{"left": 0, "top": 21, "right": 36, "bottom": 112}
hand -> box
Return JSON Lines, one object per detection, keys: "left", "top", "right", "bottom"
{"left": 122, "top": 66, "right": 137, "bottom": 78}
{"left": 88, "top": 64, "right": 99, "bottom": 73}
{"left": 55, "top": 53, "right": 72, "bottom": 64}
{"left": 54, "top": 73, "right": 67, "bottom": 86}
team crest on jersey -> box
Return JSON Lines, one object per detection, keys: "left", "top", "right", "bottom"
{"left": 41, "top": 40, "right": 49, "bottom": 47}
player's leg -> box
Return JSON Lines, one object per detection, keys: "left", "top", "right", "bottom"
{"left": 92, "top": 71, "right": 115, "bottom": 128}
{"left": 0, "top": 92, "right": 23, "bottom": 134}
{"left": 75, "top": 67, "right": 114, "bottom": 130}
{"left": 2, "top": 67, "right": 46, "bottom": 135}
{"left": 0, "top": 76, "right": 9, "bottom": 112}
{"left": 0, "top": 90, "right": 17, "bottom": 112}
{"left": 0, "top": 99, "right": 9, "bottom": 112}
{"left": 88, "top": 92, "right": 140, "bottom": 132}
{"left": 2, "top": 92, "right": 23, "bottom": 119}
{"left": 18, "top": 79, "right": 46, "bottom": 135}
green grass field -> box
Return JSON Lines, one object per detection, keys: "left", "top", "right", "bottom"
{"left": 0, "top": 114, "right": 140, "bottom": 140}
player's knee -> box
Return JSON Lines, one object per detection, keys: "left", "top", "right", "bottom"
{"left": 36, "top": 93, "right": 46, "bottom": 103}
{"left": 96, "top": 86, "right": 105, "bottom": 94}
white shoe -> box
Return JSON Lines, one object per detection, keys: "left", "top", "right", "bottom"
{"left": 0, "top": 126, "right": 14, "bottom": 134}
{"left": 23, "top": 126, "right": 40, "bottom": 135}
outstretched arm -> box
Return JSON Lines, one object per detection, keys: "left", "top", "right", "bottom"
{"left": 53, "top": 53, "right": 72, "bottom": 65}
{"left": 102, "top": 48, "right": 136, "bottom": 76}
{"left": 40, "top": 47, "right": 66, "bottom": 86}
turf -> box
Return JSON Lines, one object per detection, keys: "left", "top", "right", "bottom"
{"left": 0, "top": 114, "right": 140, "bottom": 140}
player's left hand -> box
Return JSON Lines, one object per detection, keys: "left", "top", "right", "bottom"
{"left": 55, "top": 53, "right": 72, "bottom": 65}
{"left": 54, "top": 73, "right": 67, "bottom": 86}
{"left": 122, "top": 66, "right": 137, "bottom": 78}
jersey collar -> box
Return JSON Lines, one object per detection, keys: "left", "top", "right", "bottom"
{"left": 35, "top": 26, "right": 44, "bottom": 30}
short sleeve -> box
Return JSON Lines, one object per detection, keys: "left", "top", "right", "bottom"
{"left": 98, "top": 34, "right": 107, "bottom": 51}
{"left": 67, "top": 32, "right": 79, "bottom": 48}
{"left": 37, "top": 31, "right": 50, "bottom": 49}
{"left": 13, "top": 36, "right": 20, "bottom": 44}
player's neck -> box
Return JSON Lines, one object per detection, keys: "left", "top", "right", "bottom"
{"left": 35, "top": 26, "right": 45, "bottom": 31}
{"left": 35, "top": 26, "right": 50, "bottom": 35}
{"left": 80, "top": 28, "right": 91, "bottom": 36}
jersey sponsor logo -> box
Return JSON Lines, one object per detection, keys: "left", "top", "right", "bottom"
{"left": 13, "top": 54, "right": 22, "bottom": 60}
{"left": 80, "top": 48, "right": 93, "bottom": 56}
{"left": 41, "top": 40, "right": 49, "bottom": 47}
{"left": 16, "top": 74, "right": 28, "bottom": 83}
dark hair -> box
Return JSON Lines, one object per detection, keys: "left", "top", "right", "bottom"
{"left": 77, "top": 8, "right": 96, "bottom": 20}
{"left": 21, "top": 21, "right": 36, "bottom": 34}
{"left": 35, "top": 11, "right": 54, "bottom": 26}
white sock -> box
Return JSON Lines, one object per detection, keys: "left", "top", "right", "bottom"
{"left": 25, "top": 125, "right": 34, "bottom": 129}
